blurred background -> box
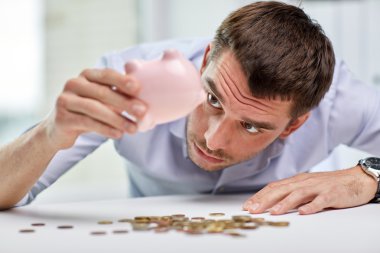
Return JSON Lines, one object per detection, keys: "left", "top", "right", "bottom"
{"left": 0, "top": 0, "right": 379, "bottom": 204}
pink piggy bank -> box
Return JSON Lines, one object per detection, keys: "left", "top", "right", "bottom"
{"left": 124, "top": 49, "right": 206, "bottom": 131}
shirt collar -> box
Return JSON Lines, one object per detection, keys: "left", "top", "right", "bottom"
{"left": 169, "top": 117, "right": 189, "bottom": 158}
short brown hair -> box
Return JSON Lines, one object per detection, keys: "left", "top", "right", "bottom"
{"left": 211, "top": 1, "right": 335, "bottom": 118}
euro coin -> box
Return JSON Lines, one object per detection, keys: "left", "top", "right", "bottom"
{"left": 57, "top": 225, "right": 73, "bottom": 229}
{"left": 19, "top": 229, "right": 35, "bottom": 233}
{"left": 91, "top": 231, "right": 106, "bottom": 235}
{"left": 113, "top": 229, "right": 129, "bottom": 234}
{"left": 267, "top": 221, "right": 290, "bottom": 227}
{"left": 209, "top": 213, "right": 225, "bottom": 217}
{"left": 97, "top": 220, "right": 113, "bottom": 225}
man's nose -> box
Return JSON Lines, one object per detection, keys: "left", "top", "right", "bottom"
{"left": 204, "top": 117, "right": 232, "bottom": 151}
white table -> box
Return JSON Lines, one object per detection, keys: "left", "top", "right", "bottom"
{"left": 1, "top": 194, "right": 379, "bottom": 253}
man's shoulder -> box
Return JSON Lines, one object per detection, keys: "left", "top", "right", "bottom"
{"left": 96, "top": 37, "right": 211, "bottom": 71}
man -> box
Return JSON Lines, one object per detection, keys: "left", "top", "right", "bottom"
{"left": 0, "top": 1, "right": 379, "bottom": 215}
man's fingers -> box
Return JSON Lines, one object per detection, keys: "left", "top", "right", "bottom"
{"left": 70, "top": 113, "right": 124, "bottom": 139}
{"left": 268, "top": 188, "right": 316, "bottom": 215}
{"left": 245, "top": 183, "right": 300, "bottom": 214}
{"left": 298, "top": 194, "right": 332, "bottom": 215}
{"left": 65, "top": 78, "right": 147, "bottom": 121}
{"left": 244, "top": 173, "right": 313, "bottom": 208}
{"left": 61, "top": 93, "right": 137, "bottom": 134}
{"left": 80, "top": 68, "right": 140, "bottom": 97}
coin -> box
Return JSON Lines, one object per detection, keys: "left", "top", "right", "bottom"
{"left": 225, "top": 231, "right": 246, "bottom": 237}
{"left": 232, "top": 215, "right": 252, "bottom": 222}
{"left": 31, "top": 223, "right": 45, "bottom": 227}
{"left": 171, "top": 214, "right": 186, "bottom": 218}
{"left": 209, "top": 213, "right": 225, "bottom": 217}
{"left": 19, "top": 229, "right": 35, "bottom": 233}
{"left": 97, "top": 220, "right": 113, "bottom": 225}
{"left": 91, "top": 231, "right": 107, "bottom": 235}
{"left": 191, "top": 217, "right": 205, "bottom": 221}
{"left": 118, "top": 218, "right": 133, "bottom": 223}
{"left": 113, "top": 229, "right": 129, "bottom": 234}
{"left": 132, "top": 222, "right": 150, "bottom": 231}
{"left": 267, "top": 221, "right": 290, "bottom": 227}
{"left": 240, "top": 223, "right": 259, "bottom": 230}
{"left": 57, "top": 225, "right": 73, "bottom": 229}
{"left": 84, "top": 213, "right": 289, "bottom": 238}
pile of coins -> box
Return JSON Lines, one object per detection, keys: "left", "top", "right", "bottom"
{"left": 19, "top": 213, "right": 289, "bottom": 238}
{"left": 111, "top": 213, "right": 289, "bottom": 237}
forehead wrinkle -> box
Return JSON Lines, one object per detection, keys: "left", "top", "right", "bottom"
{"left": 219, "top": 63, "right": 275, "bottom": 112}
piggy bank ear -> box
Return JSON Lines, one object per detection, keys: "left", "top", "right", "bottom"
{"left": 162, "top": 49, "right": 181, "bottom": 60}
{"left": 125, "top": 60, "right": 142, "bottom": 74}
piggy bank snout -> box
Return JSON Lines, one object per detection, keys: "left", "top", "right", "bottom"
{"left": 162, "top": 49, "right": 181, "bottom": 60}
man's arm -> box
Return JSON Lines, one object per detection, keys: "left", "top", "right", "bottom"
{"left": 243, "top": 61, "right": 380, "bottom": 215}
{"left": 0, "top": 67, "right": 147, "bottom": 210}
{"left": 0, "top": 122, "right": 62, "bottom": 209}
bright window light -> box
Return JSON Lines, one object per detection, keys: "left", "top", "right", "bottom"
{"left": 0, "top": 0, "right": 43, "bottom": 115}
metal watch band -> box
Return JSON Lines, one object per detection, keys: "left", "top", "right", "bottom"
{"left": 359, "top": 157, "right": 380, "bottom": 203}
{"left": 370, "top": 180, "right": 380, "bottom": 203}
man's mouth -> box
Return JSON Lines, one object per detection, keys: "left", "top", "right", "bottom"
{"left": 193, "top": 142, "right": 224, "bottom": 163}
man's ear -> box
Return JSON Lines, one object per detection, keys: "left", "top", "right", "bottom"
{"left": 279, "top": 112, "right": 310, "bottom": 139}
{"left": 200, "top": 43, "right": 212, "bottom": 74}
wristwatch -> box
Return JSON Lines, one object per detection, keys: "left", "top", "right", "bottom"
{"left": 358, "top": 157, "right": 380, "bottom": 203}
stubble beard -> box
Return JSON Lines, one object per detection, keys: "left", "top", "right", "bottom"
{"left": 185, "top": 118, "right": 259, "bottom": 172}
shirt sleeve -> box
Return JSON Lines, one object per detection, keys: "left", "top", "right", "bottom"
{"left": 328, "top": 60, "right": 380, "bottom": 156}
{"left": 15, "top": 133, "right": 108, "bottom": 206}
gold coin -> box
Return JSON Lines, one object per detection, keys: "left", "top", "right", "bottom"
{"left": 57, "top": 225, "right": 73, "bottom": 229}
{"left": 240, "top": 223, "right": 259, "bottom": 230}
{"left": 97, "top": 220, "right": 113, "bottom": 225}
{"left": 225, "top": 231, "right": 246, "bottom": 237}
{"left": 267, "top": 221, "right": 290, "bottom": 227}
{"left": 250, "top": 218, "right": 266, "bottom": 223}
{"left": 118, "top": 218, "right": 133, "bottom": 223}
{"left": 91, "top": 231, "right": 106, "bottom": 235}
{"left": 135, "top": 216, "right": 151, "bottom": 220}
{"left": 132, "top": 222, "right": 150, "bottom": 231}
{"left": 209, "top": 213, "right": 225, "bottom": 217}
{"left": 191, "top": 217, "right": 205, "bottom": 221}
{"left": 134, "top": 217, "right": 150, "bottom": 223}
{"left": 149, "top": 216, "right": 161, "bottom": 222}
{"left": 19, "top": 229, "right": 35, "bottom": 233}
{"left": 232, "top": 215, "right": 252, "bottom": 222}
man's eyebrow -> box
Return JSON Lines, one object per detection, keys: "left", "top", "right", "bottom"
{"left": 205, "top": 77, "right": 276, "bottom": 131}
{"left": 204, "top": 77, "right": 225, "bottom": 103}
{"left": 242, "top": 117, "right": 276, "bottom": 130}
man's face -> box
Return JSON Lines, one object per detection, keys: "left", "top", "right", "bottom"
{"left": 186, "top": 49, "right": 303, "bottom": 171}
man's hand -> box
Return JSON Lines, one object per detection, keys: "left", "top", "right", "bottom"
{"left": 43, "top": 68, "right": 147, "bottom": 149}
{"left": 243, "top": 166, "right": 378, "bottom": 215}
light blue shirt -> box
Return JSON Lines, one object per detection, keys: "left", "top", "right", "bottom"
{"left": 17, "top": 38, "right": 380, "bottom": 206}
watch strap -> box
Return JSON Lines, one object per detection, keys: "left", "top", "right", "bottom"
{"left": 369, "top": 180, "right": 380, "bottom": 203}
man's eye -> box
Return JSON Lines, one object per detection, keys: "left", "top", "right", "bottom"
{"left": 241, "top": 121, "right": 259, "bottom": 133}
{"left": 207, "top": 93, "right": 222, "bottom": 109}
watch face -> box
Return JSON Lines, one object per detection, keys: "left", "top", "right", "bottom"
{"left": 365, "top": 157, "right": 380, "bottom": 170}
